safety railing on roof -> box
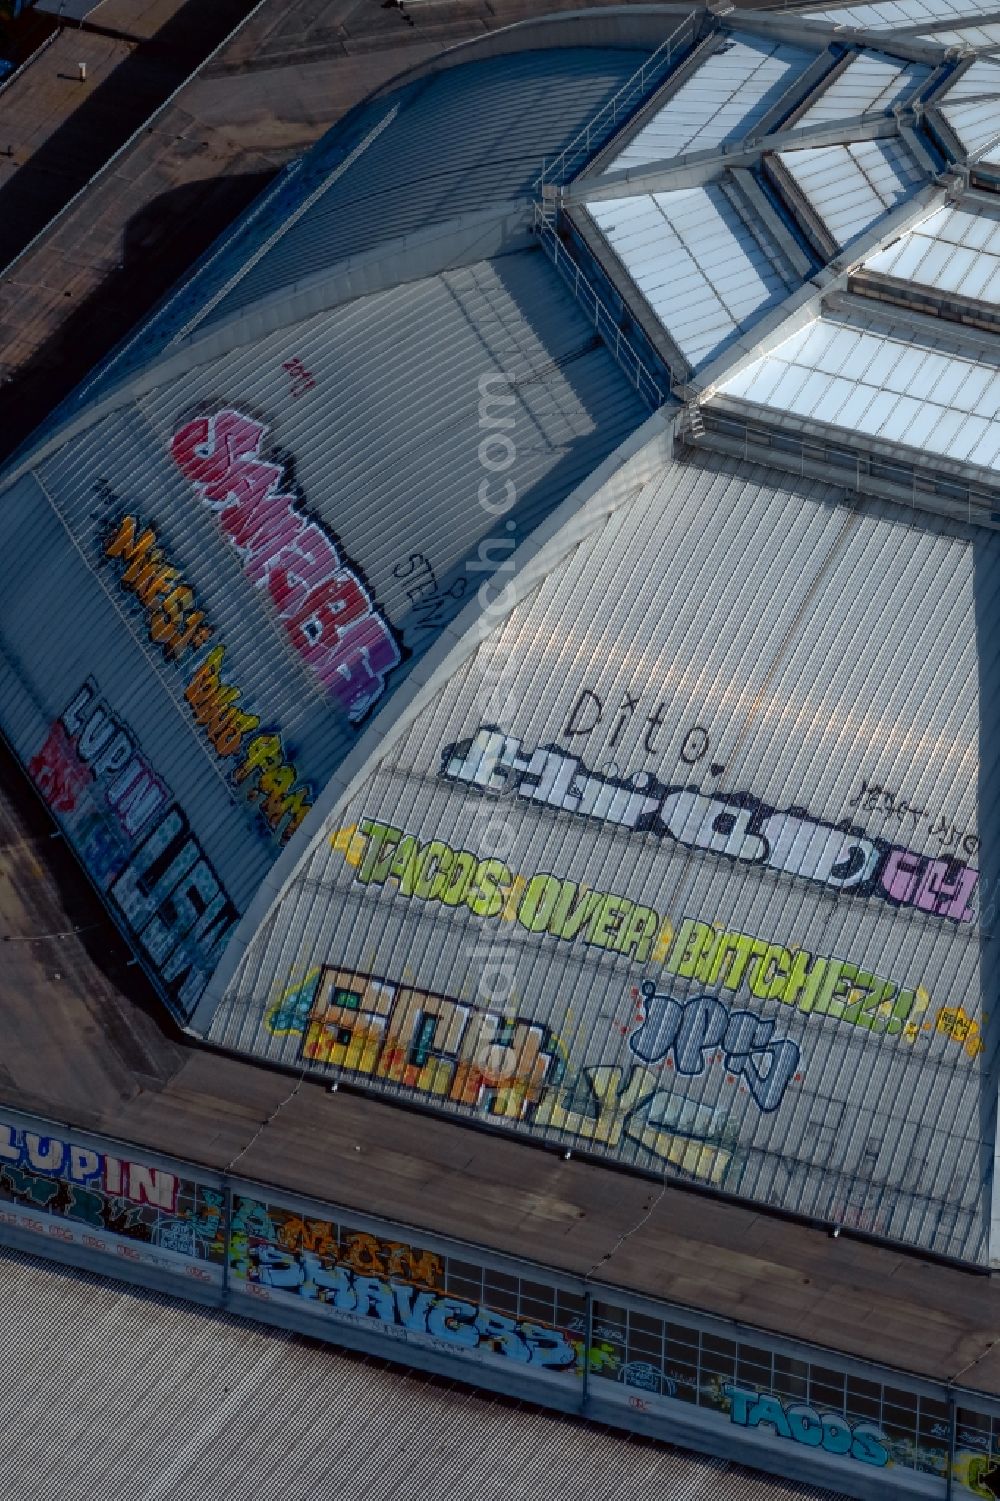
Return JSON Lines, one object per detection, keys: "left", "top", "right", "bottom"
{"left": 534, "top": 12, "right": 700, "bottom": 190}
{"left": 532, "top": 203, "right": 667, "bottom": 411}
{"left": 698, "top": 408, "right": 1000, "bottom": 528}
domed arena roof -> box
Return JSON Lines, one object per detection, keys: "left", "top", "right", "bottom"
{"left": 4, "top": 3, "right": 1000, "bottom": 1266}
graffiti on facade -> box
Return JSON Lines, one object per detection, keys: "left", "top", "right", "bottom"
{"left": 0, "top": 1121, "right": 223, "bottom": 1263}
{"left": 935, "top": 1006, "right": 984, "bottom": 1058}
{"left": 963, "top": 1455, "right": 1000, "bottom": 1499}
{"left": 231, "top": 1198, "right": 444, "bottom": 1287}
{"left": 3, "top": 1112, "right": 999, "bottom": 1495}
{"left": 723, "top": 1385, "right": 890, "bottom": 1467}
{"left": 282, "top": 357, "right": 316, "bottom": 399}
{"left": 631, "top": 981, "right": 800, "bottom": 1113}
{"left": 28, "top": 680, "right": 239, "bottom": 1016}
{"left": 29, "top": 721, "right": 94, "bottom": 814}
{"left": 332, "top": 820, "right": 972, "bottom": 1053}
{"left": 0, "top": 1124, "right": 179, "bottom": 1210}
{"left": 29, "top": 683, "right": 167, "bottom": 837}
{"left": 343, "top": 817, "right": 671, "bottom": 963}
{"left": 543, "top": 1063, "right": 738, "bottom": 1183}
{"left": 847, "top": 779, "right": 979, "bottom": 857}
{"left": 661, "top": 918, "right": 927, "bottom": 1043}
{"left": 230, "top": 1194, "right": 577, "bottom": 1369}
{"left": 393, "top": 553, "right": 468, "bottom": 636}
{"left": 103, "top": 511, "right": 311, "bottom": 842}
{"left": 152, "top": 1192, "right": 226, "bottom": 1260}
{"left": 103, "top": 511, "right": 214, "bottom": 663}
{"left": 107, "top": 802, "right": 238, "bottom": 1016}
{"left": 619, "top": 1361, "right": 677, "bottom": 1397}
{"left": 171, "top": 408, "right": 402, "bottom": 722}
{"left": 440, "top": 728, "right": 979, "bottom": 925}
{"left": 268, "top": 967, "right": 566, "bottom": 1119}
{"left": 266, "top": 965, "right": 740, "bottom": 1183}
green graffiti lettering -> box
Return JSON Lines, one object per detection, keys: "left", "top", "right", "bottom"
{"left": 389, "top": 836, "right": 421, "bottom": 896}
{"left": 812, "top": 962, "right": 856, "bottom": 1018}
{"left": 466, "top": 858, "right": 510, "bottom": 918}
{"left": 356, "top": 821, "right": 403, "bottom": 884}
{"left": 664, "top": 918, "right": 715, "bottom": 978}
{"left": 747, "top": 943, "right": 793, "bottom": 1000}
{"left": 517, "top": 874, "right": 562, "bottom": 933}
{"left": 542, "top": 1067, "right": 732, "bottom": 1183}
{"left": 412, "top": 841, "right": 454, "bottom": 900}
{"left": 587, "top": 895, "right": 633, "bottom": 950}
{"left": 550, "top": 886, "right": 604, "bottom": 941}
{"left": 617, "top": 906, "right": 660, "bottom": 961}
{"left": 778, "top": 949, "right": 828, "bottom": 1012}
{"left": 701, "top": 931, "right": 742, "bottom": 986}
{"left": 439, "top": 851, "right": 477, "bottom": 906}
{"left": 723, "top": 936, "right": 770, "bottom": 991}
{"left": 836, "top": 971, "right": 885, "bottom": 1028}
{"left": 888, "top": 988, "right": 917, "bottom": 1034}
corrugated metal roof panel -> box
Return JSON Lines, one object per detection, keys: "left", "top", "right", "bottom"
{"left": 0, "top": 458, "right": 271, "bottom": 1021}
{"left": 586, "top": 183, "right": 797, "bottom": 369}
{"left": 863, "top": 199, "right": 1000, "bottom": 304}
{"left": 773, "top": 138, "right": 924, "bottom": 247}
{"left": 718, "top": 306, "right": 1000, "bottom": 469}
{"left": 136, "top": 252, "right": 645, "bottom": 646}
{"left": 0, "top": 248, "right": 644, "bottom": 1022}
{"left": 793, "top": 50, "right": 929, "bottom": 123}
{"left": 199, "top": 47, "right": 651, "bottom": 334}
{"left": 0, "top": 1247, "right": 851, "bottom": 1501}
{"left": 80, "top": 46, "right": 652, "bottom": 406}
{"left": 605, "top": 35, "right": 817, "bottom": 171}
{"left": 205, "top": 445, "right": 993, "bottom": 1263}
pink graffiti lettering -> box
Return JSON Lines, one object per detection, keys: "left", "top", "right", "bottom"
{"left": 28, "top": 722, "right": 92, "bottom": 813}
{"left": 286, "top": 571, "right": 369, "bottom": 655}
{"left": 266, "top": 522, "right": 340, "bottom": 618}
{"left": 315, "top": 612, "right": 402, "bottom": 712}
{"left": 882, "top": 850, "right": 977, "bottom": 921}
{"left": 282, "top": 357, "right": 316, "bottom": 399}
{"left": 171, "top": 410, "right": 264, "bottom": 493}
{"left": 171, "top": 409, "right": 401, "bottom": 721}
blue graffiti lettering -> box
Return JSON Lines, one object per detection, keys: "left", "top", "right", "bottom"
{"left": 630, "top": 985, "right": 800, "bottom": 1111}
{"left": 724, "top": 1384, "right": 889, "bottom": 1467}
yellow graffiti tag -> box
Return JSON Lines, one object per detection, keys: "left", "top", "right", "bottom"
{"left": 934, "top": 1006, "right": 984, "bottom": 1057}
{"left": 105, "top": 513, "right": 311, "bottom": 842}
{"left": 284, "top": 966, "right": 566, "bottom": 1122}
{"left": 330, "top": 824, "right": 367, "bottom": 867}
{"left": 541, "top": 1064, "right": 733, "bottom": 1185}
